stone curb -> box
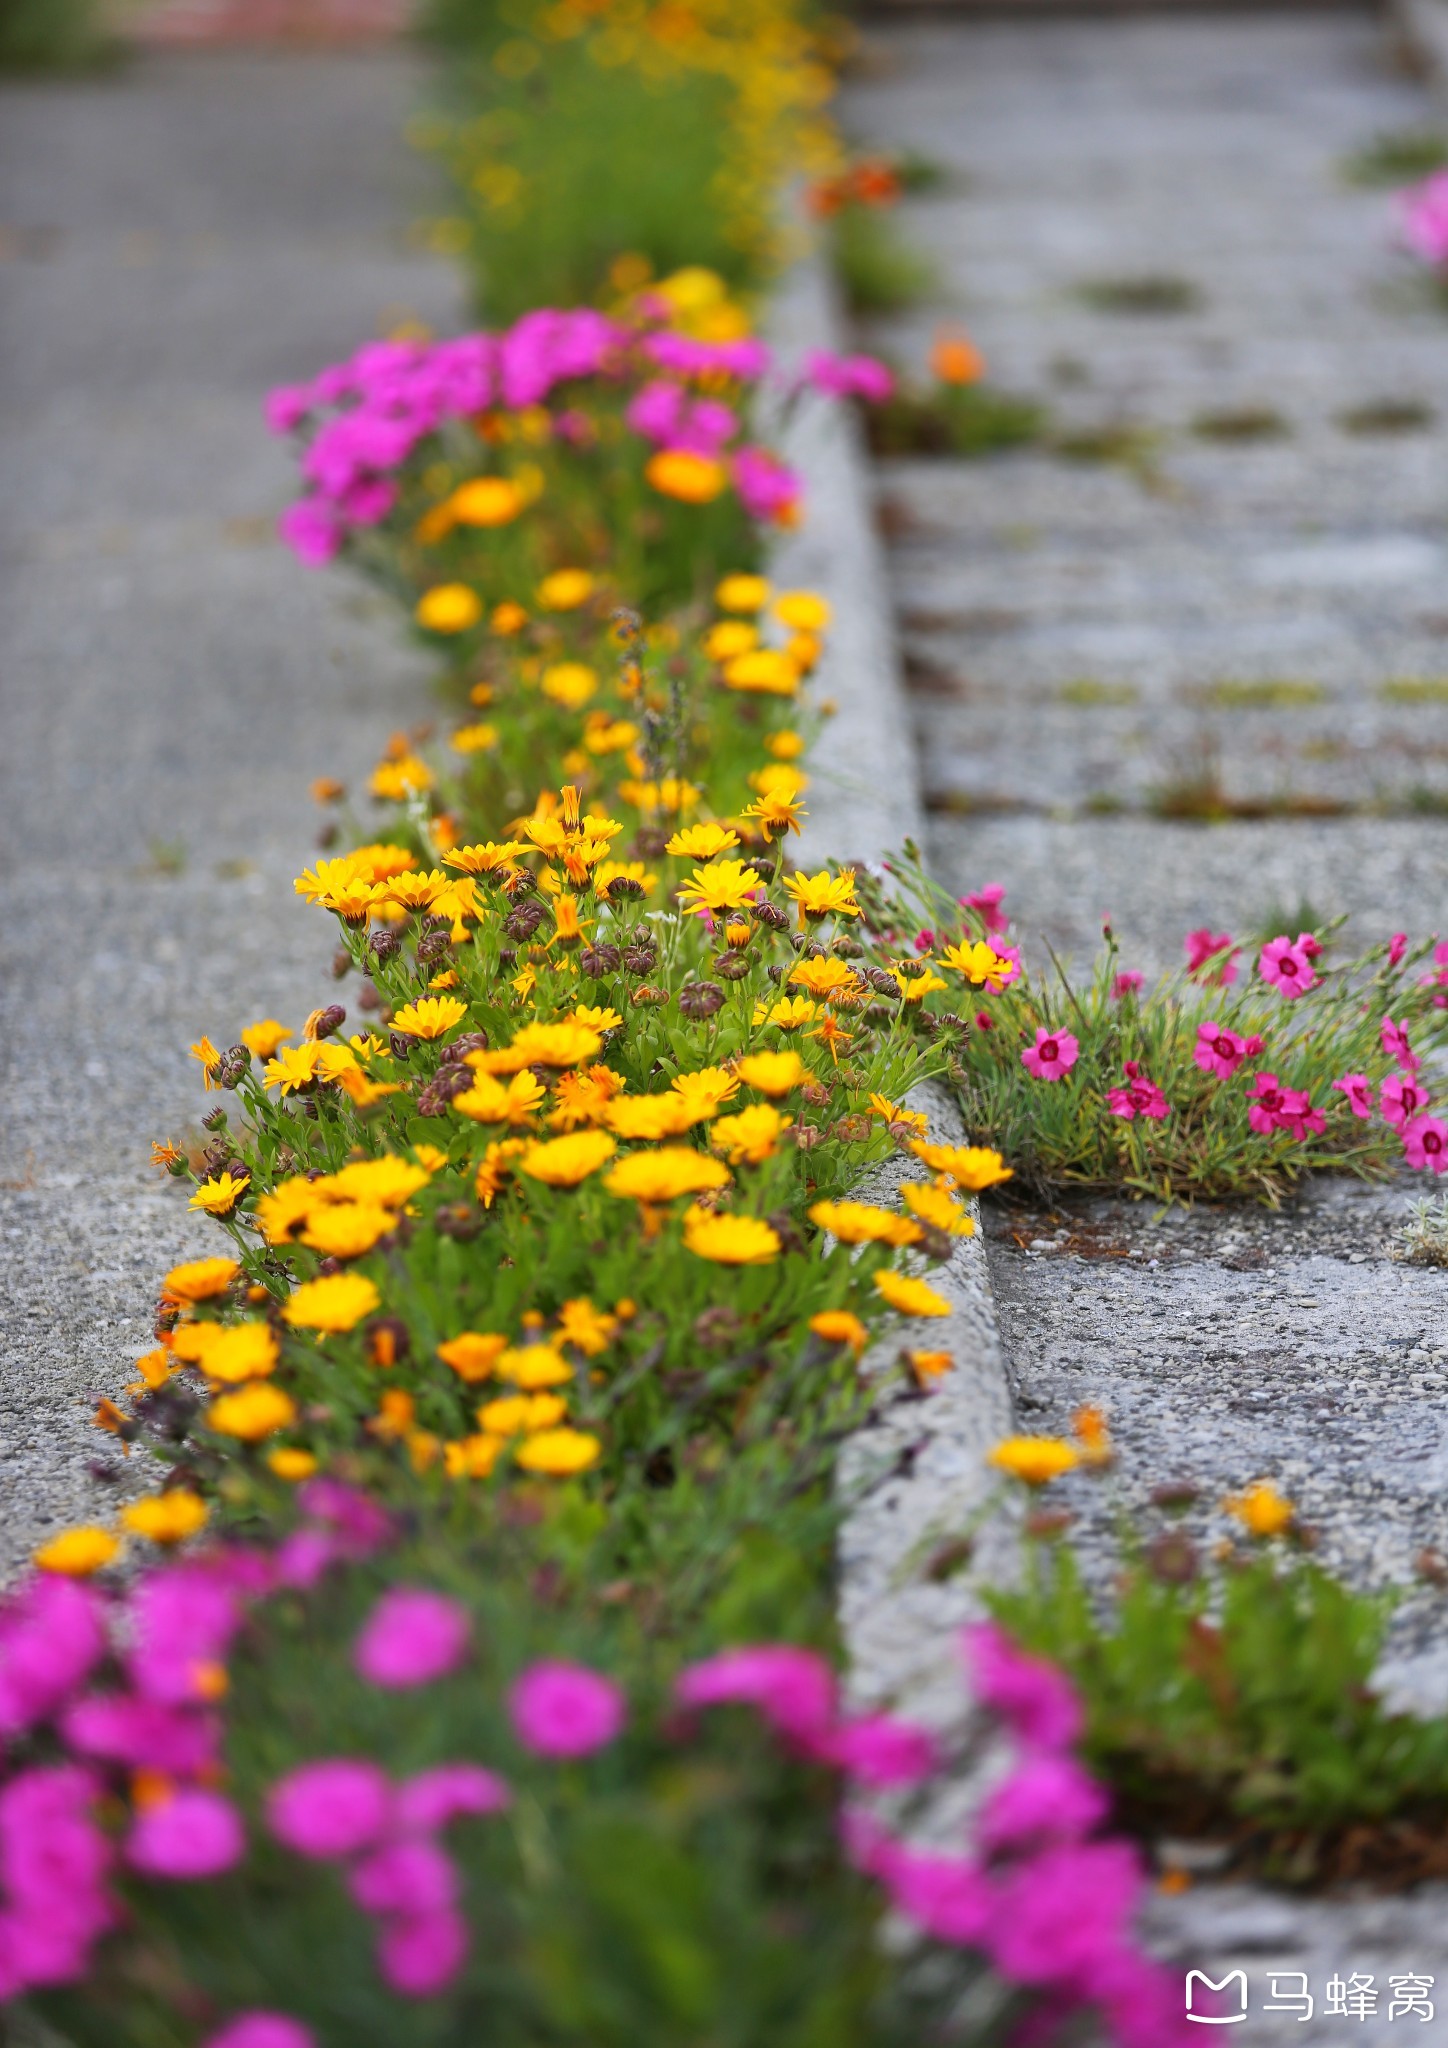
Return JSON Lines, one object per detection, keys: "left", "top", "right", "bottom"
{"left": 1390, "top": 0, "right": 1448, "bottom": 102}
{"left": 765, "top": 253, "right": 1021, "bottom": 1743}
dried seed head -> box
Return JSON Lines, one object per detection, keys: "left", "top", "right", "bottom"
{"left": 713, "top": 952, "right": 751, "bottom": 982}
{"left": 678, "top": 981, "right": 725, "bottom": 1020}
{"left": 369, "top": 928, "right": 402, "bottom": 964}
{"left": 580, "top": 944, "right": 622, "bottom": 978}
{"left": 831, "top": 935, "right": 863, "bottom": 959}
{"left": 1146, "top": 1531, "right": 1200, "bottom": 1585}
{"left": 452, "top": 1030, "right": 490, "bottom": 1057}
{"left": 622, "top": 940, "right": 658, "bottom": 974}
{"left": 416, "top": 930, "right": 452, "bottom": 964}
{"left": 202, "top": 1107, "right": 228, "bottom": 1132}
{"left": 753, "top": 901, "right": 790, "bottom": 933}
{"left": 503, "top": 901, "right": 547, "bottom": 941}
{"left": 630, "top": 984, "right": 668, "bottom": 1007}
{"left": 606, "top": 875, "right": 646, "bottom": 902}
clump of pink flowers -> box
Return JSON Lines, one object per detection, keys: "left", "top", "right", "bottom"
{"left": 1401, "top": 171, "right": 1448, "bottom": 270}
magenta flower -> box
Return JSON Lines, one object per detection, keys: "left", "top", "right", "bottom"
{"left": 126, "top": 1788, "right": 245, "bottom": 1880}
{"left": 828, "top": 1714, "right": 937, "bottom": 1789}
{"left": 1193, "top": 1022, "right": 1251, "bottom": 1081}
{"left": 278, "top": 496, "right": 342, "bottom": 568}
{"left": 884, "top": 1847, "right": 992, "bottom": 1945}
{"left": 203, "top": 2015, "right": 316, "bottom": 2048}
{"left": 354, "top": 1589, "right": 470, "bottom": 1691}
{"left": 396, "top": 1764, "right": 511, "bottom": 1833}
{"left": 803, "top": 348, "right": 894, "bottom": 403}
{"left": 274, "top": 1528, "right": 340, "bottom": 1591}
{"left": 1331, "top": 1073, "right": 1374, "bottom": 1119}
{"left": 1106, "top": 1063, "right": 1170, "bottom": 1122}
{"left": 1404, "top": 1115, "right": 1448, "bottom": 1173}
{"left": 1400, "top": 170, "right": 1448, "bottom": 268}
{"left": 1245, "top": 1072, "right": 1291, "bottom": 1136}
{"left": 1021, "top": 1028, "right": 1079, "bottom": 1082}
{"left": 508, "top": 1661, "right": 626, "bottom": 1759}
{"left": 914, "top": 928, "right": 935, "bottom": 954}
{"left": 1258, "top": 934, "right": 1318, "bottom": 999}
{"left": 1276, "top": 1087, "right": 1325, "bottom": 1141}
{"left": 988, "top": 1839, "right": 1143, "bottom": 1988}
{"left": 296, "top": 1478, "right": 394, "bottom": 1555}
{"left": 731, "top": 445, "right": 801, "bottom": 524}
{"left": 377, "top": 1906, "right": 469, "bottom": 1997}
{"left": 1421, "top": 941, "right": 1448, "bottom": 1009}
{"left": 0, "top": 1576, "right": 107, "bottom": 1736}
{"left": 1183, "top": 929, "right": 1238, "bottom": 984}
{"left": 962, "top": 882, "right": 1008, "bottom": 935}
{"left": 983, "top": 943, "right": 1023, "bottom": 993}
{"left": 1389, "top": 932, "right": 1409, "bottom": 967}
{"left": 977, "top": 1753, "right": 1108, "bottom": 1854}
{"left": 125, "top": 1563, "right": 241, "bottom": 1706}
{"left": 1381, "top": 1014, "right": 1420, "bottom": 1073}
{"left": 1110, "top": 971, "right": 1143, "bottom": 1001}
{"left": 266, "top": 1760, "right": 391, "bottom": 1860}
{"left": 962, "top": 1623, "right": 1081, "bottom": 1751}
{"left": 1381, "top": 1072, "right": 1432, "bottom": 1129}
{"left": 264, "top": 384, "right": 314, "bottom": 435}
{"left": 349, "top": 1839, "right": 458, "bottom": 1919}
{"left": 0, "top": 1766, "right": 114, "bottom": 1992}
{"left": 675, "top": 1645, "right": 837, "bottom": 1744}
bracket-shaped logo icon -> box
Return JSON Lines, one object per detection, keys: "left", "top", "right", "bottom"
{"left": 1185, "top": 1969, "right": 1249, "bottom": 2024}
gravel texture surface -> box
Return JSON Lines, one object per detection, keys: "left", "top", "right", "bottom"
{"left": 0, "top": 50, "right": 462, "bottom": 1578}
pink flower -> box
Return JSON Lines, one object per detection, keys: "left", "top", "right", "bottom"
{"left": 914, "top": 928, "right": 935, "bottom": 954}
{"left": 396, "top": 1764, "right": 511, "bottom": 1833}
{"left": 377, "top": 1907, "right": 469, "bottom": 1997}
{"left": 266, "top": 1760, "right": 391, "bottom": 1860}
{"left": 1184, "top": 929, "right": 1238, "bottom": 984}
{"left": 731, "top": 445, "right": 801, "bottom": 524}
{"left": 1400, "top": 170, "right": 1448, "bottom": 269}
{"left": 1389, "top": 932, "right": 1409, "bottom": 967}
{"left": 274, "top": 1529, "right": 340, "bottom": 1590}
{"left": 1193, "top": 1022, "right": 1250, "bottom": 1080}
{"left": 264, "top": 384, "right": 314, "bottom": 435}
{"left": 126, "top": 1563, "right": 241, "bottom": 1705}
{"left": 296, "top": 1478, "right": 394, "bottom": 1555}
{"left": 1403, "top": 1115, "right": 1448, "bottom": 1173}
{"left": 349, "top": 1839, "right": 457, "bottom": 1919}
{"left": 354, "top": 1589, "right": 470, "bottom": 1691}
{"left": 1421, "top": 940, "right": 1448, "bottom": 1008}
{"left": 1021, "top": 1029, "right": 1079, "bottom": 1082}
{"left": 1258, "top": 934, "right": 1318, "bottom": 999}
{"left": 982, "top": 943, "right": 1022, "bottom": 992}
{"left": 1246, "top": 1072, "right": 1290, "bottom": 1135}
{"left": 963, "top": 1624, "right": 1081, "bottom": 1751}
{"left": 988, "top": 1839, "right": 1143, "bottom": 1988}
{"left": 1381, "top": 1014, "right": 1420, "bottom": 1073}
{"left": 884, "top": 1848, "right": 992, "bottom": 1945}
{"left": 803, "top": 349, "right": 894, "bottom": 404}
{"left": 1276, "top": 1087, "right": 1325, "bottom": 1141}
{"left": 977, "top": 1754, "right": 1108, "bottom": 1854}
{"left": 278, "top": 496, "right": 342, "bottom": 567}
{"left": 675, "top": 1645, "right": 837, "bottom": 1744}
{"left": 126, "top": 1788, "right": 245, "bottom": 1880}
{"left": 508, "top": 1661, "right": 626, "bottom": 1758}
{"left": 1381, "top": 1071, "right": 1432, "bottom": 1129}
{"left": 1106, "top": 1063, "right": 1170, "bottom": 1122}
{"left": 203, "top": 2015, "right": 316, "bottom": 2048}
{"left": 828, "top": 1714, "right": 937, "bottom": 1789}
{"left": 63, "top": 1695, "right": 218, "bottom": 1776}
{"left": 1110, "top": 972, "right": 1143, "bottom": 1001}
{"left": 962, "top": 883, "right": 1008, "bottom": 935}
{"left": 0, "top": 1576, "right": 107, "bottom": 1736}
{"left": 1331, "top": 1073, "right": 1374, "bottom": 1119}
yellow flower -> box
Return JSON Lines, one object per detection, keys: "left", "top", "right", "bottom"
{"left": 784, "top": 869, "right": 861, "bottom": 922}
{"left": 456, "top": 1072, "right": 545, "bottom": 1128}
{"left": 645, "top": 449, "right": 728, "bottom": 503}
{"left": 478, "top": 1392, "right": 568, "bottom": 1437}
{"left": 474, "top": 1020, "right": 603, "bottom": 1072}
{"left": 208, "top": 1383, "right": 298, "bottom": 1442}
{"left": 556, "top": 1297, "right": 618, "bottom": 1357}
{"left": 189, "top": 1173, "right": 250, "bottom": 1217}
{"left": 670, "top": 1066, "right": 739, "bottom": 1121}
{"left": 492, "top": 599, "right": 528, "bottom": 634}
{"left": 743, "top": 783, "right": 807, "bottom": 840}
{"left": 35, "top": 1527, "right": 119, "bottom": 1576}
{"left": 873, "top": 1269, "right": 952, "bottom": 1318}
{"left": 715, "top": 573, "right": 771, "bottom": 612}
{"left": 766, "top": 730, "right": 805, "bottom": 761}
{"left": 515, "top": 1428, "right": 602, "bottom": 1476}
{"left": 445, "top": 1434, "right": 504, "bottom": 1480}
{"left": 161, "top": 1257, "right": 239, "bottom": 1305}
{"left": 604, "top": 1148, "right": 731, "bottom": 1203}
{"left": 495, "top": 1343, "right": 572, "bottom": 1389}
{"left": 605, "top": 1094, "right": 697, "bottom": 1140}
{"left": 369, "top": 754, "right": 433, "bottom": 801}
{"left": 704, "top": 620, "right": 759, "bottom": 661}
{"left": 518, "top": 1130, "right": 616, "bottom": 1187}
{"left": 787, "top": 957, "right": 862, "bottom": 1002}
{"left": 416, "top": 583, "right": 482, "bottom": 633}
{"left": 240, "top": 1019, "right": 292, "bottom": 1059}
{"left": 121, "top": 1491, "right": 208, "bottom": 1545}
{"left": 900, "top": 1182, "right": 976, "bottom": 1238}
{"left": 451, "top": 475, "right": 523, "bottom": 526}
{"left": 1225, "top": 1482, "right": 1295, "bottom": 1539}
{"left": 809, "top": 1310, "right": 870, "bottom": 1354}
{"left": 809, "top": 1200, "right": 922, "bottom": 1248}
{"left": 774, "top": 590, "right": 831, "bottom": 632}
{"left": 536, "top": 568, "right": 594, "bottom": 611}
{"left": 989, "top": 1437, "right": 1080, "bottom": 1485}
{"left": 940, "top": 939, "right": 1018, "bottom": 991}
{"left": 665, "top": 821, "right": 741, "bottom": 860}
{"left": 571, "top": 1005, "right": 623, "bottom": 1034}
{"left": 541, "top": 662, "right": 598, "bottom": 710}
{"left": 268, "top": 1447, "right": 319, "bottom": 1481}
{"left": 908, "top": 1141, "right": 1014, "bottom": 1192}
{"left": 322, "top": 1157, "right": 433, "bottom": 1207}
{"left": 301, "top": 1202, "right": 397, "bottom": 1261}
{"left": 893, "top": 968, "right": 948, "bottom": 1003}
{"left": 198, "top": 1322, "right": 279, "bottom": 1385}
{"left": 389, "top": 995, "right": 468, "bottom": 1040}
{"left": 281, "top": 1272, "right": 381, "bottom": 1334}
{"left": 189, "top": 1036, "right": 223, "bottom": 1092}
{"left": 683, "top": 1207, "right": 781, "bottom": 1265}
{"left": 444, "top": 840, "right": 526, "bottom": 877}
{"left": 723, "top": 650, "right": 800, "bottom": 697}
{"left": 869, "top": 1093, "right": 929, "bottom": 1136}
{"left": 1073, "top": 1406, "right": 1113, "bottom": 1465}
{"left": 438, "top": 1331, "right": 509, "bottom": 1383}
{"left": 735, "top": 1050, "right": 807, "bottom": 1097}
{"left": 711, "top": 1103, "right": 789, "bottom": 1164}
{"left": 451, "top": 721, "right": 498, "bottom": 754}
{"left": 909, "top": 1350, "right": 953, "bottom": 1385}
{"left": 753, "top": 994, "right": 819, "bottom": 1031}
{"left": 676, "top": 858, "right": 763, "bottom": 915}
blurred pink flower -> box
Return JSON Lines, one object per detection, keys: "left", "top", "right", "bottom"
{"left": 1404, "top": 1115, "right": 1448, "bottom": 1173}
{"left": 1184, "top": 929, "right": 1238, "bottom": 984}
{"left": 0, "top": 1576, "right": 106, "bottom": 1736}
{"left": 803, "top": 349, "right": 894, "bottom": 403}
{"left": 885, "top": 1847, "right": 992, "bottom": 1944}
{"left": 1193, "top": 1023, "right": 1250, "bottom": 1081}
{"left": 978, "top": 1753, "right": 1108, "bottom": 1854}
{"left": 203, "top": 2015, "right": 316, "bottom": 2048}
{"left": 266, "top": 1760, "right": 392, "bottom": 1860}
{"left": 988, "top": 1839, "right": 1142, "bottom": 1987}
{"left": 64, "top": 1694, "right": 218, "bottom": 1776}
{"left": 1389, "top": 932, "right": 1409, "bottom": 967}
{"left": 676, "top": 1645, "right": 837, "bottom": 1743}
{"left": 396, "top": 1764, "right": 511, "bottom": 1832}
{"left": 1021, "top": 1028, "right": 1078, "bottom": 1081}
{"left": 1400, "top": 170, "right": 1448, "bottom": 268}
{"left": 1110, "top": 972, "right": 1143, "bottom": 1001}
{"left": 349, "top": 1838, "right": 458, "bottom": 1919}
{"left": 126, "top": 1788, "right": 244, "bottom": 1880}
{"left": 377, "top": 1906, "right": 469, "bottom": 1997}
{"left": 828, "top": 1714, "right": 937, "bottom": 1789}
{"left": 963, "top": 1623, "right": 1081, "bottom": 1751}
{"left": 126, "top": 1564, "right": 241, "bottom": 1705}
{"left": 508, "top": 1661, "right": 626, "bottom": 1758}
{"left": 1331, "top": 1073, "right": 1375, "bottom": 1119}
{"left": 354, "top": 1589, "right": 470, "bottom": 1691}
{"left": 1258, "top": 935, "right": 1318, "bottom": 999}
{"left": 1381, "top": 1015, "right": 1420, "bottom": 1073}
{"left": 962, "top": 883, "right": 1008, "bottom": 935}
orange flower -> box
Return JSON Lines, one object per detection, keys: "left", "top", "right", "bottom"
{"left": 645, "top": 449, "right": 728, "bottom": 504}
{"left": 931, "top": 330, "right": 986, "bottom": 386}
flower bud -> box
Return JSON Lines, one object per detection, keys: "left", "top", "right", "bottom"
{"left": 369, "top": 929, "right": 402, "bottom": 964}
{"left": 331, "top": 950, "right": 352, "bottom": 981}
{"left": 606, "top": 875, "right": 647, "bottom": 902}
{"left": 713, "top": 952, "right": 750, "bottom": 981}
{"left": 306, "top": 1005, "right": 346, "bottom": 1042}
{"left": 753, "top": 902, "right": 790, "bottom": 932}
{"left": 580, "top": 944, "right": 622, "bottom": 978}
{"left": 678, "top": 981, "right": 725, "bottom": 1020}
{"left": 631, "top": 984, "right": 668, "bottom": 1007}
{"left": 202, "top": 1107, "right": 228, "bottom": 1132}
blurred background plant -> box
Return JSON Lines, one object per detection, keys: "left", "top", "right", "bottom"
{"left": 0, "top": 0, "right": 114, "bottom": 70}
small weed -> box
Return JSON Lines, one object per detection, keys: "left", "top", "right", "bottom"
{"left": 832, "top": 207, "right": 934, "bottom": 314}
{"left": 143, "top": 837, "right": 188, "bottom": 877}
{"left": 1380, "top": 675, "right": 1448, "bottom": 702}
{"left": 1190, "top": 407, "right": 1291, "bottom": 443}
{"left": 893, "top": 148, "right": 950, "bottom": 193}
{"left": 1396, "top": 1194, "right": 1448, "bottom": 1265}
{"left": 1074, "top": 274, "right": 1202, "bottom": 316}
{"left": 1337, "top": 399, "right": 1436, "bottom": 435}
{"left": 1081, "top": 790, "right": 1127, "bottom": 815}
{"left": 1405, "top": 785, "right": 1448, "bottom": 815}
{"left": 1049, "top": 423, "right": 1162, "bottom": 477}
{"left": 1198, "top": 678, "right": 1326, "bottom": 710}
{"left": 1059, "top": 679, "right": 1139, "bottom": 707}
{"left": 866, "top": 382, "right": 1047, "bottom": 459}
{"left": 1341, "top": 130, "right": 1448, "bottom": 187}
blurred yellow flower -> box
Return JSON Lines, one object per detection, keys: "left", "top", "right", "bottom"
{"left": 240, "top": 1019, "right": 292, "bottom": 1059}
{"left": 715, "top": 573, "right": 771, "bottom": 612}
{"left": 416, "top": 584, "right": 482, "bottom": 633}
{"left": 645, "top": 449, "right": 728, "bottom": 503}
{"left": 908, "top": 1141, "right": 1013, "bottom": 1192}
{"left": 809, "top": 1200, "right": 922, "bottom": 1248}
{"left": 711, "top": 1103, "right": 789, "bottom": 1164}
{"left": 989, "top": 1436, "right": 1080, "bottom": 1485}
{"left": 683, "top": 1207, "right": 781, "bottom": 1265}
{"left": 735, "top": 1050, "right": 806, "bottom": 1097}
{"left": 161, "top": 1258, "right": 238, "bottom": 1304}
{"left": 34, "top": 1527, "right": 119, "bottom": 1576}
{"left": 438, "top": 1331, "right": 509, "bottom": 1383}
{"left": 604, "top": 1148, "right": 731, "bottom": 1203}
{"left": 541, "top": 662, "right": 598, "bottom": 709}
{"left": 451, "top": 476, "right": 524, "bottom": 525}
{"left": 495, "top": 1343, "right": 572, "bottom": 1389}
{"left": 873, "top": 1270, "right": 951, "bottom": 1318}
{"left": 478, "top": 1393, "right": 568, "bottom": 1437}
{"left": 809, "top": 1310, "right": 870, "bottom": 1354}
{"left": 774, "top": 590, "right": 831, "bottom": 632}
{"left": 451, "top": 721, "right": 499, "bottom": 754}
{"left": 208, "top": 1384, "right": 298, "bottom": 1442}
{"left": 301, "top": 1203, "right": 397, "bottom": 1261}
{"left": 518, "top": 1130, "right": 616, "bottom": 1186}
{"left": 515, "top": 1427, "right": 602, "bottom": 1475}
{"left": 1225, "top": 1481, "right": 1294, "bottom": 1539}
{"left": 268, "top": 1448, "right": 319, "bottom": 1482}
{"left": 900, "top": 1182, "right": 975, "bottom": 1238}
{"left": 281, "top": 1273, "right": 381, "bottom": 1334}
{"left": 537, "top": 568, "right": 594, "bottom": 611}
{"left": 197, "top": 1322, "right": 278, "bottom": 1385}
{"left": 122, "top": 1491, "right": 208, "bottom": 1545}
{"left": 722, "top": 650, "right": 799, "bottom": 696}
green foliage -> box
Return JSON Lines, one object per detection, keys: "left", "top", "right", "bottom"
{"left": 0, "top": 0, "right": 111, "bottom": 71}
{"left": 866, "top": 381, "right": 1045, "bottom": 460}
{"left": 1341, "top": 128, "right": 1448, "bottom": 187}
{"left": 992, "top": 1531, "right": 1448, "bottom": 1877}
{"left": 832, "top": 207, "right": 934, "bottom": 315}
{"left": 1073, "top": 275, "right": 1201, "bottom": 316}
